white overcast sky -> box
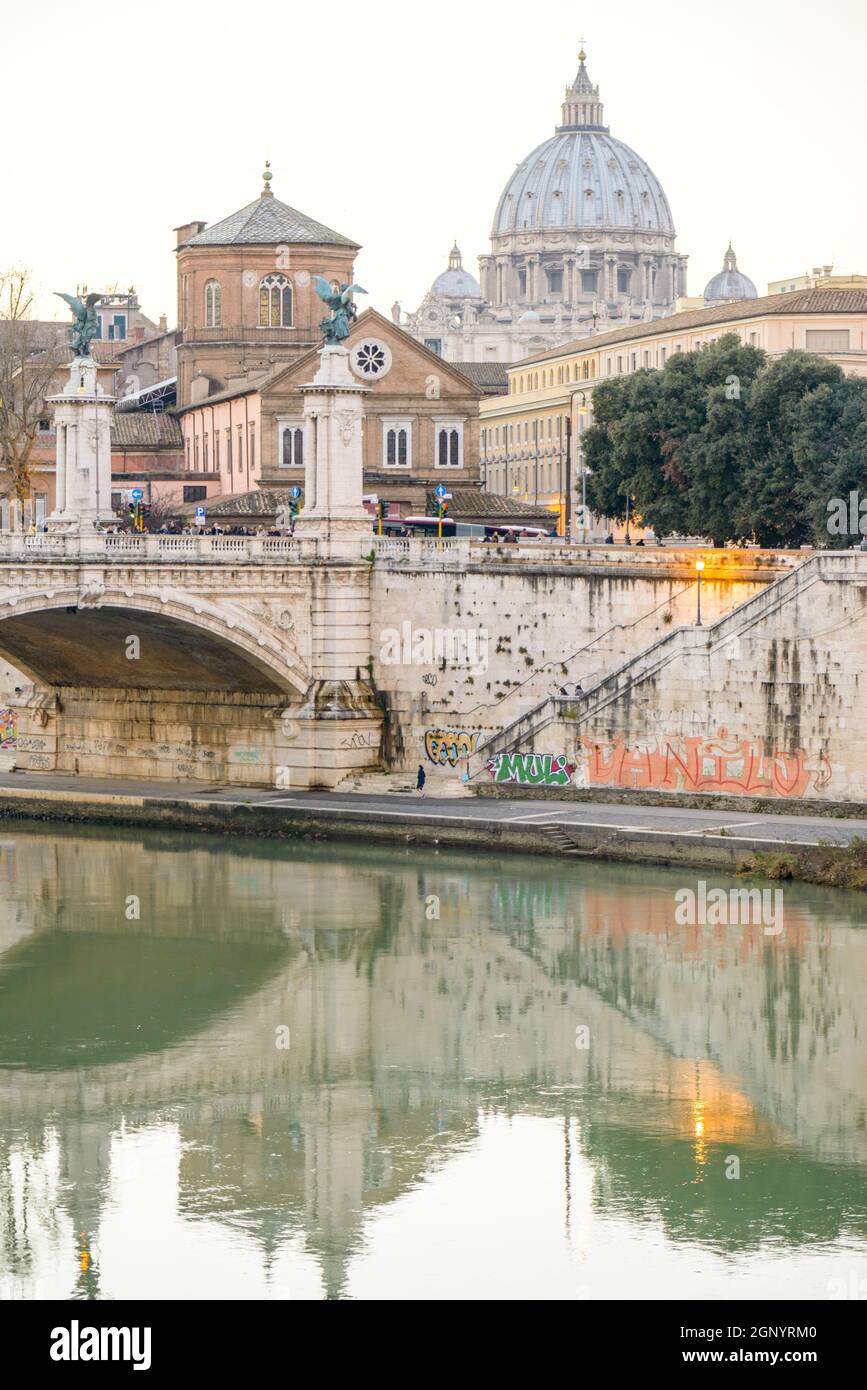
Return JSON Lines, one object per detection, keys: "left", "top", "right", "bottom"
{"left": 4, "top": 0, "right": 866, "bottom": 323}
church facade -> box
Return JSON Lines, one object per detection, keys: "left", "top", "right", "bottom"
{"left": 176, "top": 308, "right": 488, "bottom": 518}
{"left": 398, "top": 51, "right": 689, "bottom": 363}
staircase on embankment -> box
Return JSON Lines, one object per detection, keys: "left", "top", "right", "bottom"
{"left": 467, "top": 551, "right": 864, "bottom": 799}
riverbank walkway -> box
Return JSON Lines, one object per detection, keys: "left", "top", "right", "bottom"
{"left": 0, "top": 770, "right": 865, "bottom": 874}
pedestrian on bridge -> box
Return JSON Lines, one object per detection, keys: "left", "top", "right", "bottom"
{"left": 416, "top": 764, "right": 426, "bottom": 795}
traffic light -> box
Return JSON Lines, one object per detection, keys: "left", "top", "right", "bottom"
{"left": 289, "top": 494, "right": 300, "bottom": 519}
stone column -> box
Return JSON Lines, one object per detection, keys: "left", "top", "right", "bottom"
{"left": 294, "top": 346, "right": 371, "bottom": 561}
{"left": 55, "top": 423, "right": 67, "bottom": 514}
{"left": 47, "top": 357, "right": 116, "bottom": 532}
{"left": 289, "top": 343, "right": 383, "bottom": 787}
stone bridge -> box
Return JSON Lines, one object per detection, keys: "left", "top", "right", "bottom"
{"left": 0, "top": 531, "right": 805, "bottom": 790}
{"left": 0, "top": 532, "right": 382, "bottom": 787}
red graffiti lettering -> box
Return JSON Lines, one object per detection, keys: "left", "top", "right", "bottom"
{"left": 575, "top": 732, "right": 827, "bottom": 799}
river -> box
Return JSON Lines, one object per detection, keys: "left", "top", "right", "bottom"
{"left": 0, "top": 821, "right": 864, "bottom": 1301}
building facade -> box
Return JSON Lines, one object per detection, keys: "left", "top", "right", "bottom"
{"left": 479, "top": 287, "right": 867, "bottom": 531}
{"left": 174, "top": 166, "right": 360, "bottom": 408}
{"left": 399, "top": 50, "right": 688, "bottom": 364}
{"left": 177, "top": 309, "right": 487, "bottom": 518}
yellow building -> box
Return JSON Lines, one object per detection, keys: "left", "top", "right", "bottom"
{"left": 480, "top": 285, "right": 867, "bottom": 535}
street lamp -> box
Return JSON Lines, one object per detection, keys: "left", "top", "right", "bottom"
{"left": 695, "top": 558, "right": 705, "bottom": 625}
{"left": 568, "top": 390, "right": 590, "bottom": 542}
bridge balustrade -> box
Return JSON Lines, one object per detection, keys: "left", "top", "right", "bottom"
{"left": 0, "top": 533, "right": 309, "bottom": 563}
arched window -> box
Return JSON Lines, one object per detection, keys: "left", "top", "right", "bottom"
{"left": 204, "top": 280, "right": 221, "bottom": 328}
{"left": 383, "top": 421, "right": 411, "bottom": 467}
{"left": 434, "top": 420, "right": 463, "bottom": 468}
{"left": 259, "top": 274, "right": 293, "bottom": 328}
{"left": 281, "top": 425, "right": 303, "bottom": 468}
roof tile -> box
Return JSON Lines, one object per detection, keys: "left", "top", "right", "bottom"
{"left": 179, "top": 195, "right": 359, "bottom": 249}
{"left": 518, "top": 287, "right": 867, "bottom": 366}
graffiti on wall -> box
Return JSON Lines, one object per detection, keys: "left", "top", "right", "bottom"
{"left": 0, "top": 708, "right": 17, "bottom": 749}
{"left": 486, "top": 752, "right": 576, "bottom": 786}
{"left": 424, "top": 728, "right": 481, "bottom": 766}
{"left": 573, "top": 729, "right": 832, "bottom": 799}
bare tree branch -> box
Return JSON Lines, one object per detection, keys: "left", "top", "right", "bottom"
{"left": 0, "top": 267, "right": 69, "bottom": 501}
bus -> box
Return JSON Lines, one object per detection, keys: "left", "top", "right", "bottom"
{"left": 377, "top": 517, "right": 555, "bottom": 541}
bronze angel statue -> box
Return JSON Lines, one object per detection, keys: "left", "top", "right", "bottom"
{"left": 312, "top": 277, "right": 366, "bottom": 345}
{"left": 55, "top": 291, "right": 102, "bottom": 357}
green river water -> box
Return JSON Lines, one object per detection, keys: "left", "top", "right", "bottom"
{"left": 0, "top": 820, "right": 864, "bottom": 1300}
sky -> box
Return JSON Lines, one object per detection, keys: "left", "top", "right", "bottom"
{"left": 3, "top": 0, "right": 866, "bottom": 324}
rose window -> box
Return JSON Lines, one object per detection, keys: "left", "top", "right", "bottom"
{"left": 351, "top": 340, "right": 392, "bottom": 380}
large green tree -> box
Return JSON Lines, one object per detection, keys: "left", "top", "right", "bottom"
{"left": 583, "top": 336, "right": 867, "bottom": 547}
{"left": 791, "top": 372, "right": 867, "bottom": 546}
{"left": 735, "top": 351, "right": 844, "bottom": 547}
{"left": 584, "top": 335, "right": 765, "bottom": 544}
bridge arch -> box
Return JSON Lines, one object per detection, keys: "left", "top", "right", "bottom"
{"left": 0, "top": 581, "right": 309, "bottom": 697}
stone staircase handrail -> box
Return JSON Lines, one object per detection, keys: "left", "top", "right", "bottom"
{"left": 467, "top": 551, "right": 838, "bottom": 779}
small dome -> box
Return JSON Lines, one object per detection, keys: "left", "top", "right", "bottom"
{"left": 518, "top": 308, "right": 540, "bottom": 323}
{"left": 431, "top": 243, "right": 482, "bottom": 300}
{"left": 703, "top": 245, "right": 757, "bottom": 304}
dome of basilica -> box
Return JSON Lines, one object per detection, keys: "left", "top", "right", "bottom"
{"left": 492, "top": 54, "right": 675, "bottom": 239}
{"left": 399, "top": 50, "right": 689, "bottom": 364}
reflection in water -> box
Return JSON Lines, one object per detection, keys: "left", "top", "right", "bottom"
{"left": 0, "top": 822, "right": 865, "bottom": 1300}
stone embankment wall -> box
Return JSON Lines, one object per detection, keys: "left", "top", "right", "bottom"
{"left": 483, "top": 553, "right": 867, "bottom": 805}
{"left": 369, "top": 545, "right": 798, "bottom": 775}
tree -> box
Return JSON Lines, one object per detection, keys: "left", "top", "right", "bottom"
{"left": 668, "top": 336, "right": 764, "bottom": 545}
{"left": 583, "top": 373, "right": 671, "bottom": 526}
{"left": 735, "top": 351, "right": 843, "bottom": 547}
{"left": 791, "top": 373, "right": 867, "bottom": 547}
{"left": 584, "top": 335, "right": 765, "bottom": 544}
{"left": 0, "top": 268, "right": 67, "bottom": 503}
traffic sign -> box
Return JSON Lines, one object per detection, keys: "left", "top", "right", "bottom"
{"left": 290, "top": 486, "right": 301, "bottom": 500}
{"left": 131, "top": 488, "right": 144, "bottom": 501}
{"left": 195, "top": 506, "right": 206, "bottom": 523}
{"left": 435, "top": 484, "right": 447, "bottom": 500}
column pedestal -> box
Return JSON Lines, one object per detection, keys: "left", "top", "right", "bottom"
{"left": 46, "top": 356, "right": 115, "bottom": 532}
{"left": 291, "top": 345, "right": 382, "bottom": 784}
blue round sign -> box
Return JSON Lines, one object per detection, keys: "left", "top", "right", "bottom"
{"left": 131, "top": 488, "right": 144, "bottom": 501}
{"left": 435, "top": 484, "right": 447, "bottom": 500}
{"left": 290, "top": 486, "right": 301, "bottom": 500}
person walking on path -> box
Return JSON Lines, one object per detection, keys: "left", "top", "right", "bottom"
{"left": 416, "top": 764, "right": 426, "bottom": 795}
